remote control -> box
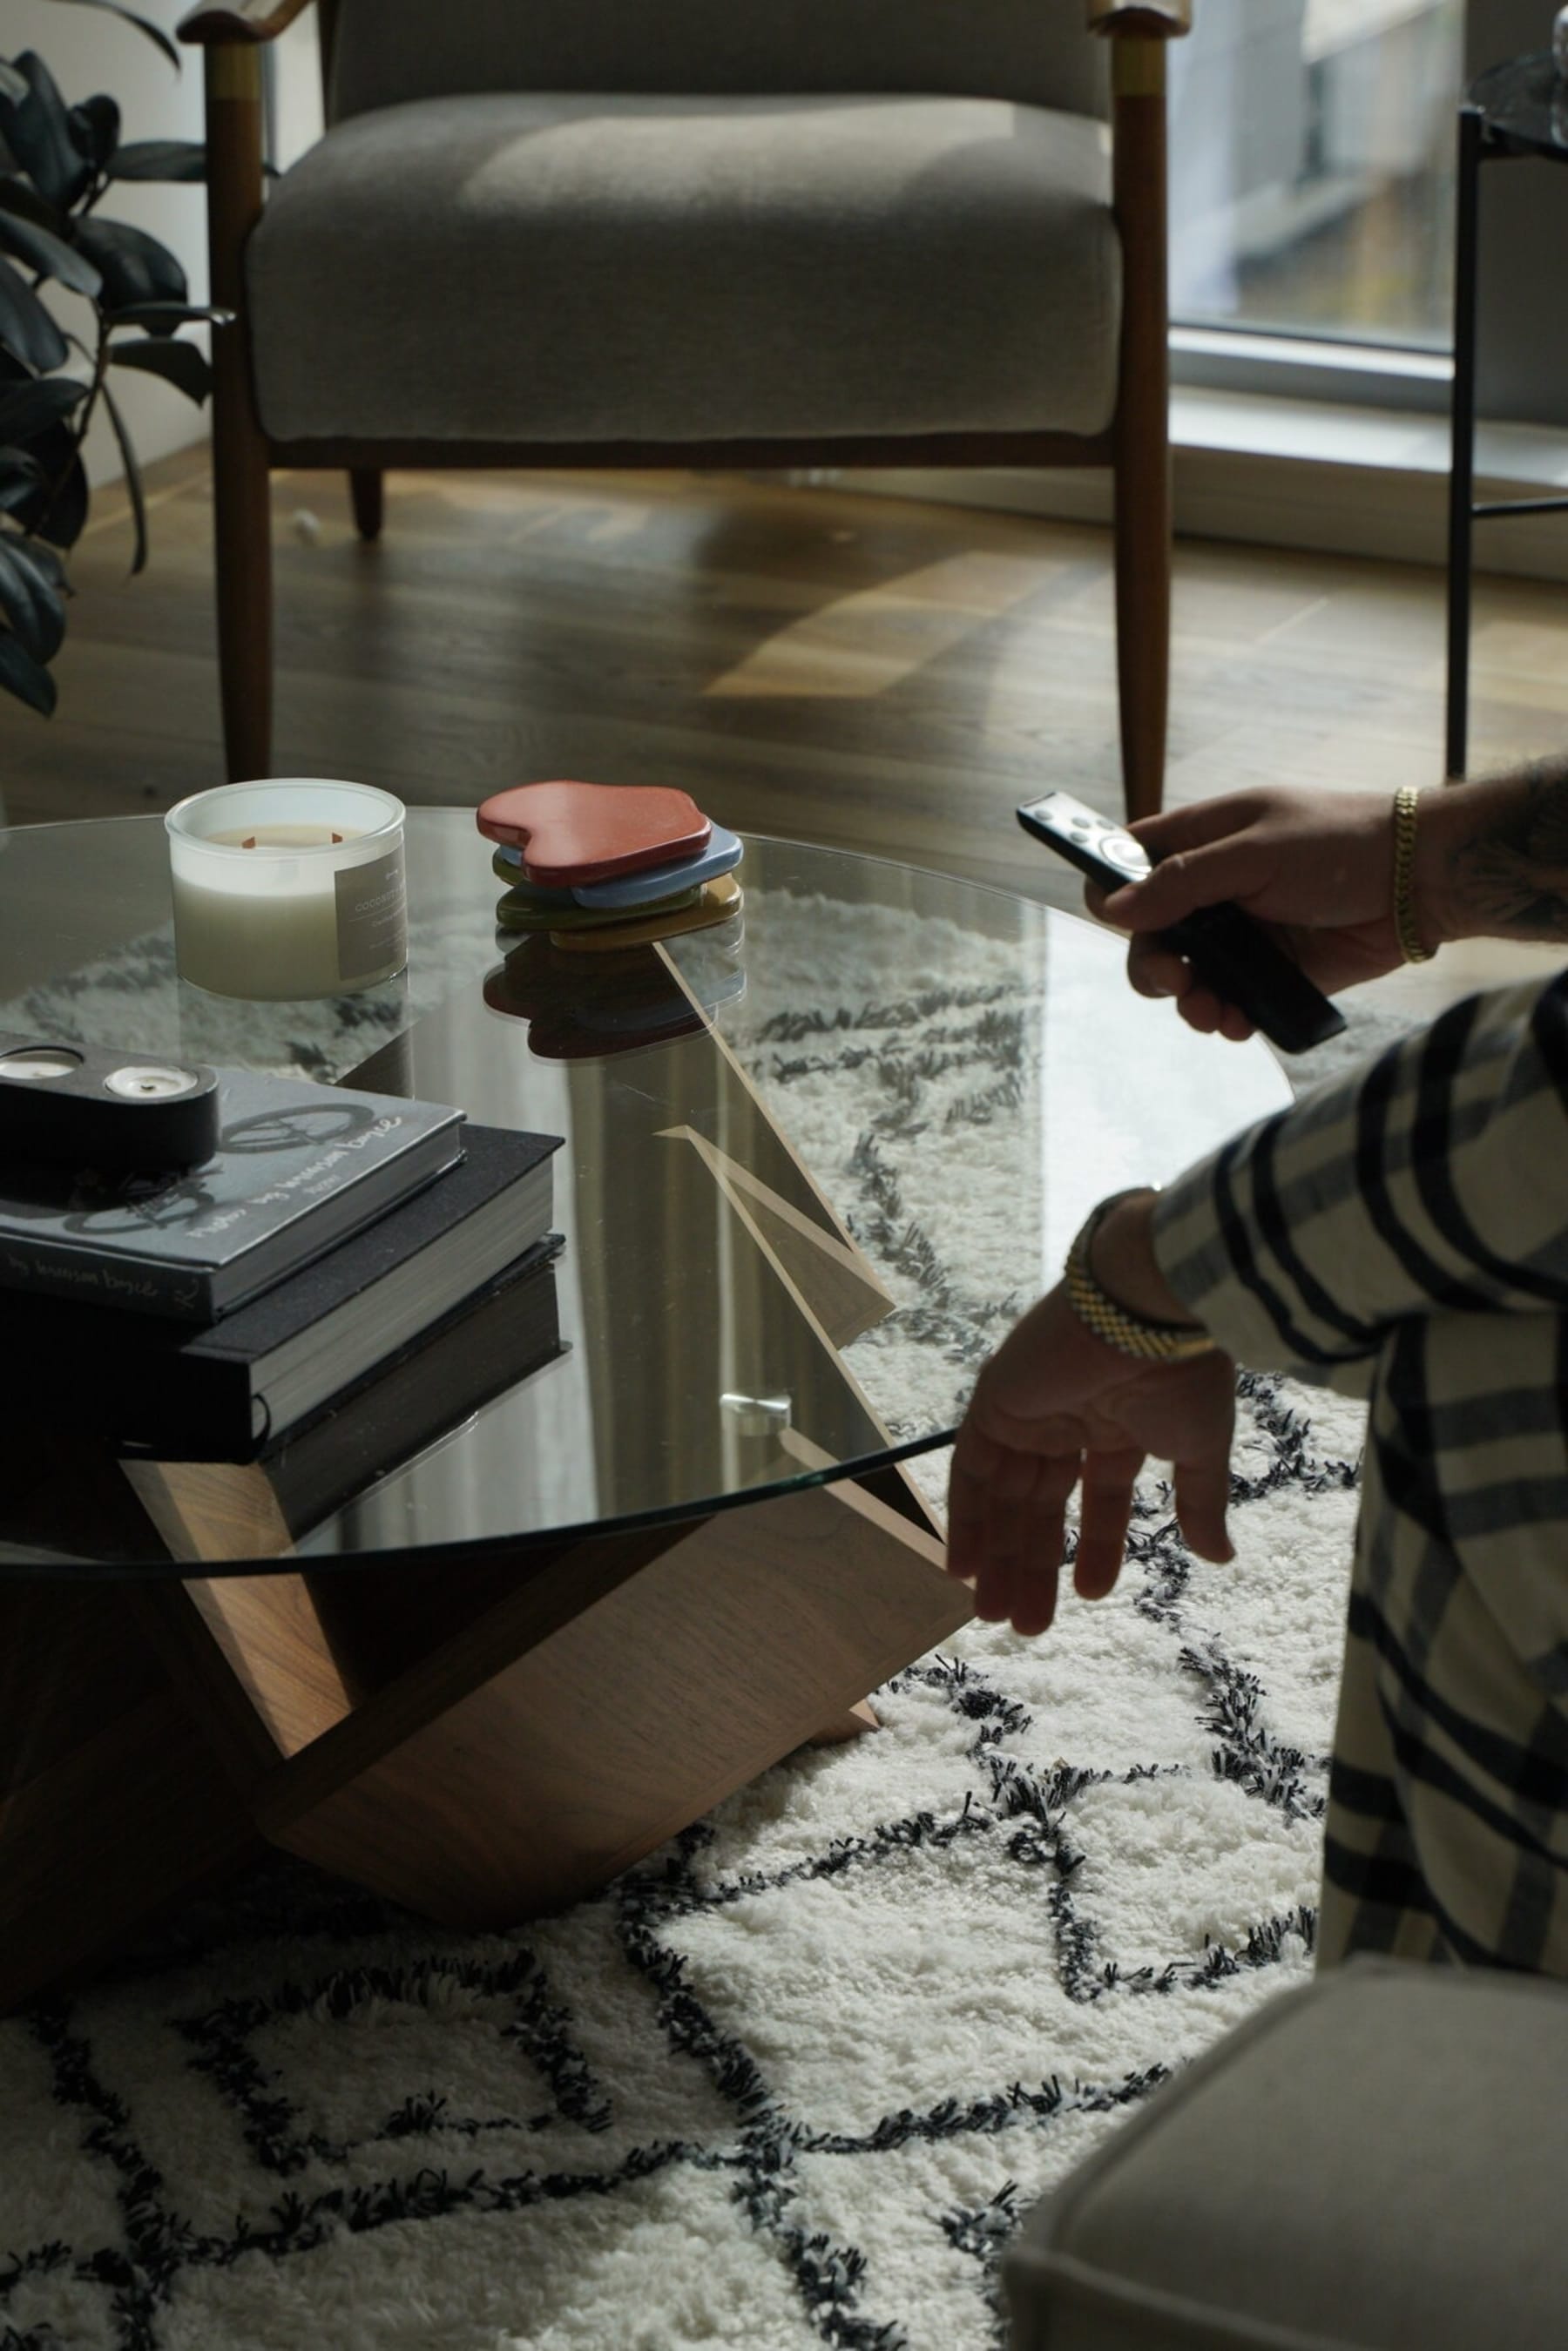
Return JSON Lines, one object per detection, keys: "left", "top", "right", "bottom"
{"left": 1015, "top": 793, "right": 1347, "bottom": 1056}
{"left": 0, "top": 1034, "right": 220, "bottom": 1172}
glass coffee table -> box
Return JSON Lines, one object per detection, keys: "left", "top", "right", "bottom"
{"left": 0, "top": 812, "right": 1288, "bottom": 2010}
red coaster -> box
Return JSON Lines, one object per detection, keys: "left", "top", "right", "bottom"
{"left": 476, "top": 780, "right": 711, "bottom": 887}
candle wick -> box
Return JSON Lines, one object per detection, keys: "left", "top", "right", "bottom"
{"left": 331, "top": 830, "right": 343, "bottom": 844}
{"left": 241, "top": 834, "right": 256, "bottom": 849}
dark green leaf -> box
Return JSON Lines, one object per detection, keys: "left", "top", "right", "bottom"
{"left": 0, "top": 209, "right": 101, "bottom": 298}
{"left": 0, "top": 178, "right": 70, "bottom": 237}
{"left": 0, "top": 374, "right": 88, "bottom": 443}
{"left": 0, "top": 64, "right": 29, "bottom": 108}
{"left": 11, "top": 530, "right": 65, "bottom": 586}
{"left": 0, "top": 446, "right": 44, "bottom": 511}
{"left": 44, "top": 2, "right": 181, "bottom": 72}
{"left": 107, "top": 139, "right": 206, "bottom": 184}
{"left": 0, "top": 54, "right": 92, "bottom": 213}
{"left": 70, "top": 93, "right": 121, "bottom": 172}
{"left": 0, "top": 622, "right": 57, "bottom": 713}
{"left": 75, "top": 216, "right": 186, "bottom": 310}
{"left": 0, "top": 256, "right": 67, "bottom": 373}
{"left": 0, "top": 530, "right": 65, "bottom": 656}
{"left": 109, "top": 334, "right": 209, "bottom": 405}
{"left": 107, "top": 299, "right": 228, "bottom": 336}
{"left": 15, "top": 422, "right": 88, "bottom": 547}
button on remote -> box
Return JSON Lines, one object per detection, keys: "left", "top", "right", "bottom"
{"left": 1099, "top": 832, "right": 1147, "bottom": 875}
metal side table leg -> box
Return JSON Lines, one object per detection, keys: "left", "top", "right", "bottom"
{"left": 1446, "top": 104, "right": 1484, "bottom": 782}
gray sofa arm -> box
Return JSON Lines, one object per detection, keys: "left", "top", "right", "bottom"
{"left": 1006, "top": 1956, "right": 1568, "bottom": 2349}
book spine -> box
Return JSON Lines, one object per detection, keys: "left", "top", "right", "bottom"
{"left": 21, "top": 1345, "right": 259, "bottom": 1458}
{"left": 0, "top": 1235, "right": 213, "bottom": 1322}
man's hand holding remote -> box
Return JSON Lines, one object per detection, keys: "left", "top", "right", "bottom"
{"left": 1088, "top": 787, "right": 1417, "bottom": 1042}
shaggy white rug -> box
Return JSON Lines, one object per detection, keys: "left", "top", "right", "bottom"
{"left": 0, "top": 883, "right": 1380, "bottom": 2351}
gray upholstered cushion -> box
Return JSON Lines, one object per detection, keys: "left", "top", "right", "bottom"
{"left": 328, "top": 0, "right": 1108, "bottom": 125}
{"left": 1005, "top": 1957, "right": 1568, "bottom": 2351}
{"left": 247, "top": 94, "right": 1118, "bottom": 444}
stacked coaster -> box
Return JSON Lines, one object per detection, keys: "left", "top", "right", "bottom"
{"left": 476, "top": 780, "right": 743, "bottom": 954}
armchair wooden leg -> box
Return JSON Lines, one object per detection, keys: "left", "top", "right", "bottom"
{"left": 349, "top": 469, "right": 383, "bottom": 543}
{"left": 1110, "top": 43, "right": 1174, "bottom": 825}
{"left": 203, "top": 42, "right": 274, "bottom": 783}
{"left": 1112, "top": 433, "right": 1171, "bottom": 828}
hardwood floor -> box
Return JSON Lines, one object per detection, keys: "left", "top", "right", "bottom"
{"left": 4, "top": 443, "right": 1566, "bottom": 1018}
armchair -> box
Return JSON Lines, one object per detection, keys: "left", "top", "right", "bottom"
{"left": 179, "top": 0, "right": 1193, "bottom": 819}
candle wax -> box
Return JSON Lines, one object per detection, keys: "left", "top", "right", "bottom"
{"left": 208, "top": 824, "right": 362, "bottom": 848}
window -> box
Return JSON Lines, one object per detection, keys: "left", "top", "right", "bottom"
{"left": 1169, "top": 0, "right": 1465, "bottom": 353}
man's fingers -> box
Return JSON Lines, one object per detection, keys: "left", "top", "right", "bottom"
{"left": 1126, "top": 936, "right": 1192, "bottom": 1002}
{"left": 1074, "top": 1447, "right": 1142, "bottom": 1600}
{"left": 1127, "top": 794, "right": 1268, "bottom": 857}
{"left": 945, "top": 1433, "right": 1002, "bottom": 1583}
{"left": 1010, "top": 1544, "right": 1063, "bottom": 1638}
{"left": 1176, "top": 984, "right": 1225, "bottom": 1035}
{"left": 949, "top": 1438, "right": 1079, "bottom": 1626}
{"left": 1127, "top": 935, "right": 1258, "bottom": 1039}
{"left": 1214, "top": 1000, "right": 1256, "bottom": 1045}
{"left": 1099, "top": 839, "right": 1273, "bottom": 936}
{"left": 1173, "top": 1453, "right": 1234, "bottom": 1564}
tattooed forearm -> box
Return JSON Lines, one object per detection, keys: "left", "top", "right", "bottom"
{"left": 1437, "top": 760, "right": 1568, "bottom": 943}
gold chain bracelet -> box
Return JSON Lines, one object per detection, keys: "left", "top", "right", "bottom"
{"left": 1393, "top": 787, "right": 1435, "bottom": 964}
{"left": 1064, "top": 1191, "right": 1219, "bottom": 1364}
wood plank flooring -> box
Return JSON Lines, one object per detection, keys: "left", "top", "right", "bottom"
{"left": 3, "top": 444, "right": 1565, "bottom": 1022}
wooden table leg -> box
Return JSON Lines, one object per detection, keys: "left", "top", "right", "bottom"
{"left": 0, "top": 1580, "right": 262, "bottom": 2014}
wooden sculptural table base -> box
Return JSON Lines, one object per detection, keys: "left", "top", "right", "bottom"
{"left": 0, "top": 1021, "right": 971, "bottom": 2017}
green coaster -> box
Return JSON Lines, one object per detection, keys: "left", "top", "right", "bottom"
{"left": 490, "top": 851, "right": 575, "bottom": 905}
{"left": 496, "top": 881, "right": 703, "bottom": 934}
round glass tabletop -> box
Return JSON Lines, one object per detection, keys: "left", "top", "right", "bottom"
{"left": 0, "top": 813, "right": 1288, "bottom": 1577}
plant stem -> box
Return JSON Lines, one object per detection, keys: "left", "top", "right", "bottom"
{"left": 32, "top": 319, "right": 107, "bottom": 554}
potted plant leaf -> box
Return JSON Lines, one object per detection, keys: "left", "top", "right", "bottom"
{"left": 0, "top": 2, "right": 225, "bottom": 716}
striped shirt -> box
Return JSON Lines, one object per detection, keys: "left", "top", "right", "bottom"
{"left": 1152, "top": 970, "right": 1568, "bottom": 1973}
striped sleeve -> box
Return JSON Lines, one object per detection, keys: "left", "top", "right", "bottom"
{"left": 1150, "top": 969, "right": 1568, "bottom": 1392}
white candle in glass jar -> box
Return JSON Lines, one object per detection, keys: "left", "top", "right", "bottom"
{"left": 165, "top": 780, "right": 408, "bottom": 1000}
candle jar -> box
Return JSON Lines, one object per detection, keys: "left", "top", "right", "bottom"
{"left": 166, "top": 780, "right": 407, "bottom": 1000}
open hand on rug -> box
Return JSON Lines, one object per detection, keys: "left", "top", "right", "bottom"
{"left": 949, "top": 1186, "right": 1237, "bottom": 1636}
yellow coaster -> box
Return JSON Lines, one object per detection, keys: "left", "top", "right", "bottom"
{"left": 551, "top": 874, "right": 742, "bottom": 954}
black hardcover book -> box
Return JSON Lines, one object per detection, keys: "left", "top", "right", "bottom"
{"left": 3, "top": 1123, "right": 562, "bottom": 1457}
{"left": 263, "top": 1236, "right": 564, "bottom": 1537}
{"left": 0, "top": 1062, "right": 465, "bottom": 1323}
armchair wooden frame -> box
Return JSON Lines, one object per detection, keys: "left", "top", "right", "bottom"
{"left": 180, "top": 0, "right": 1193, "bottom": 821}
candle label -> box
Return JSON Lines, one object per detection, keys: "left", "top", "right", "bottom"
{"left": 335, "top": 848, "right": 408, "bottom": 981}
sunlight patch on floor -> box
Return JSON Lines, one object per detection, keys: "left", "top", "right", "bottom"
{"left": 702, "top": 551, "right": 1055, "bottom": 699}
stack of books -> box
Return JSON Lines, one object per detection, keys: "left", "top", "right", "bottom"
{"left": 0, "top": 1064, "right": 564, "bottom": 1520}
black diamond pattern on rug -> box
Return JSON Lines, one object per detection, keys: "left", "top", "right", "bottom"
{"left": 0, "top": 890, "right": 1382, "bottom": 2348}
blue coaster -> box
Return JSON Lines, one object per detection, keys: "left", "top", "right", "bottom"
{"left": 494, "top": 822, "right": 743, "bottom": 908}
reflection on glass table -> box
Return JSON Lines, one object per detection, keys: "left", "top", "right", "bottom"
{"left": 0, "top": 813, "right": 1291, "bottom": 2017}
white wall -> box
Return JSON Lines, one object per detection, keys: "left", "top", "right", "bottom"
{"left": 270, "top": 4, "right": 323, "bottom": 169}
{"left": 6, "top": 0, "right": 209, "bottom": 483}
